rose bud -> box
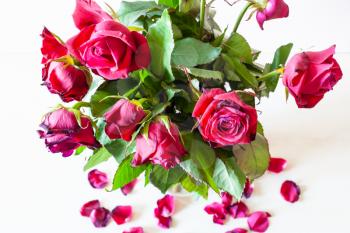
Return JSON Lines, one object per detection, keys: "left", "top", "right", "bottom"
{"left": 88, "top": 169, "right": 109, "bottom": 189}
{"left": 104, "top": 99, "right": 146, "bottom": 141}
{"left": 67, "top": 20, "right": 151, "bottom": 80}
{"left": 132, "top": 120, "right": 186, "bottom": 169}
{"left": 256, "top": 0, "right": 289, "bottom": 30}
{"left": 38, "top": 108, "right": 100, "bottom": 157}
{"left": 283, "top": 45, "right": 343, "bottom": 108}
{"left": 193, "top": 89, "right": 258, "bottom": 147}
{"left": 73, "top": 0, "right": 112, "bottom": 30}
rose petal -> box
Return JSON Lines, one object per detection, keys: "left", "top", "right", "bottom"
{"left": 90, "top": 207, "right": 111, "bottom": 228}
{"left": 280, "top": 180, "right": 301, "bottom": 203}
{"left": 268, "top": 157, "right": 287, "bottom": 173}
{"left": 243, "top": 179, "right": 254, "bottom": 199}
{"left": 123, "top": 227, "right": 144, "bottom": 233}
{"left": 154, "top": 208, "right": 172, "bottom": 229}
{"left": 248, "top": 211, "right": 270, "bottom": 232}
{"left": 80, "top": 200, "right": 100, "bottom": 217}
{"left": 121, "top": 179, "right": 138, "bottom": 196}
{"left": 156, "top": 194, "right": 175, "bottom": 217}
{"left": 228, "top": 202, "right": 249, "bottom": 219}
{"left": 88, "top": 169, "right": 109, "bottom": 189}
{"left": 111, "top": 205, "right": 133, "bottom": 225}
{"left": 226, "top": 228, "right": 248, "bottom": 233}
{"left": 204, "top": 202, "right": 226, "bottom": 225}
{"left": 221, "top": 192, "right": 233, "bottom": 208}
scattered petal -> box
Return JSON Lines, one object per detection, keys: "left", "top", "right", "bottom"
{"left": 123, "top": 227, "right": 144, "bottom": 233}
{"left": 221, "top": 192, "right": 233, "bottom": 208}
{"left": 90, "top": 207, "right": 111, "bottom": 228}
{"left": 226, "top": 228, "right": 248, "bottom": 233}
{"left": 80, "top": 200, "right": 100, "bottom": 217}
{"left": 281, "top": 180, "right": 301, "bottom": 203}
{"left": 248, "top": 211, "right": 270, "bottom": 232}
{"left": 111, "top": 205, "right": 133, "bottom": 225}
{"left": 154, "top": 208, "right": 172, "bottom": 228}
{"left": 204, "top": 202, "right": 226, "bottom": 225}
{"left": 156, "top": 194, "right": 175, "bottom": 217}
{"left": 268, "top": 157, "right": 287, "bottom": 173}
{"left": 243, "top": 179, "right": 254, "bottom": 199}
{"left": 88, "top": 169, "right": 109, "bottom": 189}
{"left": 121, "top": 179, "right": 138, "bottom": 196}
{"left": 228, "top": 202, "right": 249, "bottom": 219}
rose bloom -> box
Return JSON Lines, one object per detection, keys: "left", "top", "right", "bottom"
{"left": 283, "top": 45, "right": 343, "bottom": 108}
{"left": 193, "top": 89, "right": 257, "bottom": 147}
{"left": 256, "top": 0, "right": 289, "bottom": 30}
{"left": 104, "top": 99, "right": 146, "bottom": 141}
{"left": 132, "top": 120, "right": 186, "bottom": 169}
{"left": 67, "top": 20, "right": 151, "bottom": 80}
{"left": 38, "top": 108, "right": 100, "bottom": 157}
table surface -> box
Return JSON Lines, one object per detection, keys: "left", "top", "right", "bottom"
{"left": 1, "top": 1, "right": 350, "bottom": 232}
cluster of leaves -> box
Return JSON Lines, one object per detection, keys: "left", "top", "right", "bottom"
{"left": 81, "top": 0, "right": 293, "bottom": 200}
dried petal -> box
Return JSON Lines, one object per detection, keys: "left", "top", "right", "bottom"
{"left": 268, "top": 157, "right": 287, "bottom": 173}
{"left": 221, "top": 192, "right": 233, "bottom": 208}
{"left": 226, "top": 228, "right": 248, "bottom": 233}
{"left": 121, "top": 179, "right": 138, "bottom": 196}
{"left": 204, "top": 202, "right": 226, "bottom": 225}
{"left": 123, "top": 227, "right": 144, "bottom": 233}
{"left": 248, "top": 211, "right": 270, "bottom": 232}
{"left": 80, "top": 200, "right": 100, "bottom": 217}
{"left": 156, "top": 194, "right": 175, "bottom": 217}
{"left": 154, "top": 208, "right": 172, "bottom": 229}
{"left": 280, "top": 180, "right": 301, "bottom": 203}
{"left": 228, "top": 202, "right": 249, "bottom": 219}
{"left": 90, "top": 207, "right": 111, "bottom": 228}
{"left": 88, "top": 169, "right": 109, "bottom": 189}
{"left": 243, "top": 179, "right": 254, "bottom": 199}
{"left": 111, "top": 206, "right": 133, "bottom": 225}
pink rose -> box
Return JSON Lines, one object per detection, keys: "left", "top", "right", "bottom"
{"left": 104, "top": 99, "right": 146, "bottom": 141}
{"left": 132, "top": 120, "right": 186, "bottom": 169}
{"left": 67, "top": 20, "right": 151, "bottom": 80}
{"left": 256, "top": 0, "right": 289, "bottom": 30}
{"left": 283, "top": 45, "right": 343, "bottom": 108}
{"left": 193, "top": 89, "right": 257, "bottom": 147}
{"left": 73, "top": 0, "right": 112, "bottom": 30}
{"left": 38, "top": 108, "right": 100, "bottom": 157}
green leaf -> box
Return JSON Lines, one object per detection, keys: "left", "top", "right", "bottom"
{"left": 112, "top": 156, "right": 147, "bottom": 191}
{"left": 222, "top": 54, "right": 258, "bottom": 89}
{"left": 181, "top": 175, "right": 208, "bottom": 199}
{"left": 223, "top": 33, "right": 253, "bottom": 63}
{"left": 144, "top": 165, "right": 152, "bottom": 186}
{"left": 172, "top": 38, "right": 222, "bottom": 67}
{"left": 257, "top": 121, "right": 264, "bottom": 136}
{"left": 211, "top": 27, "right": 227, "bottom": 47}
{"left": 147, "top": 10, "right": 175, "bottom": 82}
{"left": 150, "top": 165, "right": 186, "bottom": 193}
{"left": 187, "top": 67, "right": 224, "bottom": 83}
{"left": 118, "top": 1, "right": 158, "bottom": 26}
{"left": 179, "top": 0, "right": 200, "bottom": 13}
{"left": 156, "top": 0, "right": 179, "bottom": 8}
{"left": 213, "top": 157, "right": 246, "bottom": 200}
{"left": 233, "top": 134, "right": 270, "bottom": 180}
{"left": 266, "top": 43, "right": 293, "bottom": 91}
{"left": 90, "top": 81, "right": 118, "bottom": 117}
{"left": 105, "top": 139, "right": 136, "bottom": 164}
{"left": 83, "top": 147, "right": 113, "bottom": 171}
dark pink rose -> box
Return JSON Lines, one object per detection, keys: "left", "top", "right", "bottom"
{"left": 38, "top": 108, "right": 100, "bottom": 157}
{"left": 67, "top": 20, "right": 151, "bottom": 80}
{"left": 256, "top": 0, "right": 289, "bottom": 30}
{"left": 193, "top": 89, "right": 258, "bottom": 147}
{"left": 132, "top": 120, "right": 186, "bottom": 169}
{"left": 41, "top": 27, "right": 67, "bottom": 64}
{"left": 283, "top": 45, "right": 343, "bottom": 108}
{"left": 73, "top": 0, "right": 112, "bottom": 30}
{"left": 104, "top": 99, "right": 146, "bottom": 141}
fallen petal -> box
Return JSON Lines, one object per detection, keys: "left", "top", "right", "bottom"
{"left": 243, "top": 179, "right": 254, "bottom": 199}
{"left": 121, "top": 179, "right": 138, "bottom": 196}
{"left": 90, "top": 207, "right": 111, "bottom": 228}
{"left": 226, "top": 228, "right": 248, "bottom": 233}
{"left": 268, "top": 157, "right": 287, "bottom": 173}
{"left": 204, "top": 202, "right": 226, "bottom": 225}
{"left": 228, "top": 202, "right": 249, "bottom": 219}
{"left": 123, "top": 227, "right": 144, "bottom": 233}
{"left": 111, "top": 205, "right": 133, "bottom": 225}
{"left": 80, "top": 200, "right": 100, "bottom": 217}
{"left": 154, "top": 208, "right": 172, "bottom": 228}
{"left": 88, "top": 169, "right": 109, "bottom": 189}
{"left": 280, "top": 180, "right": 301, "bottom": 203}
{"left": 248, "top": 211, "right": 270, "bottom": 232}
{"left": 221, "top": 192, "right": 233, "bottom": 208}
{"left": 156, "top": 194, "right": 175, "bottom": 217}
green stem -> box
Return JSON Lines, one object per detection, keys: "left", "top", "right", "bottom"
{"left": 232, "top": 2, "right": 253, "bottom": 35}
{"left": 199, "top": 0, "right": 206, "bottom": 36}
{"left": 123, "top": 82, "right": 142, "bottom": 99}
{"left": 257, "top": 68, "right": 284, "bottom": 82}
{"left": 72, "top": 101, "right": 90, "bottom": 110}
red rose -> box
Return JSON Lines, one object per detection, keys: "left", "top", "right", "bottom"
{"left": 73, "top": 0, "right": 112, "bottom": 30}
{"left": 38, "top": 108, "right": 100, "bottom": 157}
{"left": 283, "top": 45, "right": 343, "bottom": 108}
{"left": 132, "top": 120, "right": 186, "bottom": 169}
{"left": 41, "top": 28, "right": 90, "bottom": 102}
{"left": 104, "top": 99, "right": 146, "bottom": 141}
{"left": 67, "top": 20, "right": 151, "bottom": 80}
{"left": 193, "top": 89, "right": 257, "bottom": 146}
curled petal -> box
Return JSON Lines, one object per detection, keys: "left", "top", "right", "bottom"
{"left": 88, "top": 169, "right": 109, "bottom": 189}
{"left": 221, "top": 192, "right": 233, "bottom": 209}
{"left": 123, "top": 227, "right": 144, "bottom": 233}
{"left": 228, "top": 202, "right": 249, "bottom": 219}
{"left": 204, "top": 202, "right": 226, "bottom": 225}
{"left": 80, "top": 200, "right": 100, "bottom": 217}
{"left": 111, "top": 205, "right": 133, "bottom": 225}
{"left": 268, "top": 157, "right": 287, "bottom": 173}
{"left": 155, "top": 194, "right": 175, "bottom": 217}
{"left": 154, "top": 209, "right": 172, "bottom": 229}
{"left": 243, "top": 179, "right": 254, "bottom": 199}
{"left": 121, "top": 179, "right": 138, "bottom": 196}
{"left": 226, "top": 228, "right": 248, "bottom": 233}
{"left": 280, "top": 180, "right": 301, "bottom": 203}
{"left": 90, "top": 207, "right": 111, "bottom": 228}
{"left": 248, "top": 211, "right": 270, "bottom": 232}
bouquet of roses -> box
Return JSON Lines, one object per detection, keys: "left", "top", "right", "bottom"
{"left": 38, "top": 0, "right": 342, "bottom": 231}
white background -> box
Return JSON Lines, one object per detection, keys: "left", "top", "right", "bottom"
{"left": 0, "top": 0, "right": 349, "bottom": 232}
